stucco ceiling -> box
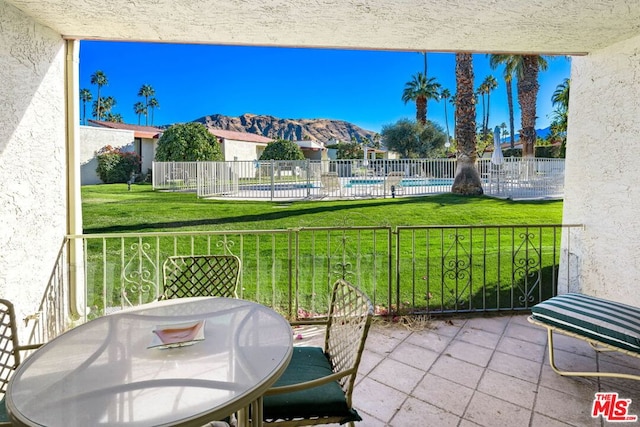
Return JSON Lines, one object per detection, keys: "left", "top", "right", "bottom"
{"left": 7, "top": 0, "right": 640, "bottom": 55}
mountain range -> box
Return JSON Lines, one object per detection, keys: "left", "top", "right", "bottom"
{"left": 185, "top": 113, "right": 551, "bottom": 144}
{"left": 192, "top": 113, "right": 378, "bottom": 143}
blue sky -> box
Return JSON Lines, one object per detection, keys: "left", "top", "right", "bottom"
{"left": 79, "top": 41, "right": 571, "bottom": 136}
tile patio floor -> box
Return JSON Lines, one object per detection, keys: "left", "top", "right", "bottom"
{"left": 297, "top": 314, "right": 640, "bottom": 427}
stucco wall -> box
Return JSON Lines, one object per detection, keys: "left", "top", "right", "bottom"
{"left": 80, "top": 126, "right": 135, "bottom": 185}
{"left": 223, "top": 139, "right": 265, "bottom": 162}
{"left": 140, "top": 138, "right": 156, "bottom": 174}
{"left": 559, "top": 34, "right": 640, "bottom": 305}
{"left": 0, "top": 1, "right": 66, "bottom": 323}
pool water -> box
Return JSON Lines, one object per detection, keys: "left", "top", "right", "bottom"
{"left": 243, "top": 183, "right": 315, "bottom": 191}
{"left": 345, "top": 178, "right": 454, "bottom": 188}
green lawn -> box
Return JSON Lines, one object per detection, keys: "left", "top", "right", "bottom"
{"left": 80, "top": 184, "right": 565, "bottom": 317}
{"left": 82, "top": 183, "right": 563, "bottom": 232}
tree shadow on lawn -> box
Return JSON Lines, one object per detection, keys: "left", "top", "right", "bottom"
{"left": 84, "top": 194, "right": 560, "bottom": 234}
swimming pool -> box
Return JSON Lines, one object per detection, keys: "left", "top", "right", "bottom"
{"left": 344, "top": 178, "right": 454, "bottom": 188}
{"left": 242, "top": 182, "right": 316, "bottom": 191}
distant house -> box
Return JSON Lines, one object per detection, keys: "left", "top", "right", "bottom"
{"left": 292, "top": 140, "right": 328, "bottom": 161}
{"left": 208, "top": 129, "right": 273, "bottom": 161}
{"left": 81, "top": 120, "right": 163, "bottom": 184}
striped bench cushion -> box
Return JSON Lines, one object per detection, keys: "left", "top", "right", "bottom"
{"left": 531, "top": 293, "right": 640, "bottom": 354}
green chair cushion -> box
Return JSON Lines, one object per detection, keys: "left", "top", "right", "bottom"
{"left": 263, "top": 347, "right": 362, "bottom": 424}
{"left": 0, "top": 396, "right": 8, "bottom": 423}
{"left": 531, "top": 293, "right": 640, "bottom": 354}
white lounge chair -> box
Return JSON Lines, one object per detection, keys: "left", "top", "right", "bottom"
{"left": 320, "top": 172, "right": 342, "bottom": 197}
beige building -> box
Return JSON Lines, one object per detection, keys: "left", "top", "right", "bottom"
{"left": 85, "top": 120, "right": 163, "bottom": 182}
{"left": 2, "top": 0, "right": 640, "bottom": 329}
{"left": 208, "top": 128, "right": 272, "bottom": 161}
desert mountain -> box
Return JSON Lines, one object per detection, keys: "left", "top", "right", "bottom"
{"left": 193, "top": 113, "right": 378, "bottom": 143}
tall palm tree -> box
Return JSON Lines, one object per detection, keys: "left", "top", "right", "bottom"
{"left": 489, "top": 55, "right": 517, "bottom": 149}
{"left": 134, "top": 102, "right": 146, "bottom": 125}
{"left": 90, "top": 70, "right": 108, "bottom": 120}
{"left": 451, "top": 53, "right": 483, "bottom": 195}
{"left": 148, "top": 98, "right": 159, "bottom": 125}
{"left": 138, "top": 84, "right": 155, "bottom": 125}
{"left": 519, "top": 56, "right": 548, "bottom": 157}
{"left": 440, "top": 88, "right": 452, "bottom": 145}
{"left": 489, "top": 54, "right": 548, "bottom": 156}
{"left": 476, "top": 82, "right": 488, "bottom": 141}
{"left": 79, "top": 88, "right": 92, "bottom": 125}
{"left": 482, "top": 75, "right": 498, "bottom": 137}
{"left": 450, "top": 94, "right": 457, "bottom": 136}
{"left": 401, "top": 73, "right": 441, "bottom": 125}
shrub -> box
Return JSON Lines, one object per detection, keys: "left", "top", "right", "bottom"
{"left": 259, "top": 139, "right": 305, "bottom": 161}
{"left": 96, "top": 145, "right": 141, "bottom": 184}
{"left": 155, "top": 123, "right": 222, "bottom": 161}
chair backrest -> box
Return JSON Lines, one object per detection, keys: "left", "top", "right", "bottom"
{"left": 323, "top": 279, "right": 373, "bottom": 406}
{"left": 320, "top": 172, "right": 341, "bottom": 192}
{"left": 0, "top": 299, "right": 22, "bottom": 398}
{"left": 162, "top": 255, "right": 241, "bottom": 299}
{"left": 385, "top": 171, "right": 404, "bottom": 187}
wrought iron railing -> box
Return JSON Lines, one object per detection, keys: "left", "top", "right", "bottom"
{"left": 44, "top": 224, "right": 579, "bottom": 328}
{"left": 25, "top": 240, "right": 72, "bottom": 346}
{"left": 152, "top": 158, "right": 564, "bottom": 200}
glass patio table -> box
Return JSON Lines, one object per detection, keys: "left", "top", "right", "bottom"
{"left": 6, "top": 297, "right": 293, "bottom": 427}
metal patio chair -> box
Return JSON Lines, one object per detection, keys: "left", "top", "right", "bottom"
{"left": 161, "top": 255, "right": 241, "bottom": 300}
{"left": 384, "top": 171, "right": 404, "bottom": 196}
{"left": 320, "top": 172, "right": 343, "bottom": 198}
{"left": 263, "top": 279, "right": 374, "bottom": 427}
{"left": 0, "top": 299, "right": 42, "bottom": 426}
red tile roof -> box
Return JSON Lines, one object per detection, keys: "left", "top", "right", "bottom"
{"left": 87, "top": 120, "right": 163, "bottom": 139}
{"left": 208, "top": 129, "right": 273, "bottom": 144}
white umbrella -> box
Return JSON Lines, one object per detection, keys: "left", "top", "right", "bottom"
{"left": 491, "top": 126, "right": 504, "bottom": 165}
{"left": 490, "top": 126, "right": 504, "bottom": 192}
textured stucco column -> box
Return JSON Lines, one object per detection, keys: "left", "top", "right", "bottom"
{"left": 0, "top": 1, "right": 66, "bottom": 329}
{"left": 559, "top": 34, "right": 640, "bottom": 306}
{"left": 66, "top": 39, "right": 85, "bottom": 317}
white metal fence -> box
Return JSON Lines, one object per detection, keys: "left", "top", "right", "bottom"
{"left": 152, "top": 158, "right": 564, "bottom": 200}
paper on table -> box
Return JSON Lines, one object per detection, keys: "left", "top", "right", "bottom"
{"left": 148, "top": 320, "right": 205, "bottom": 349}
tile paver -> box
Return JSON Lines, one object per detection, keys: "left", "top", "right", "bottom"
{"left": 347, "top": 314, "right": 640, "bottom": 427}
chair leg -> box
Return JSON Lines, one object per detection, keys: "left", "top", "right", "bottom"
{"left": 546, "top": 328, "right": 640, "bottom": 381}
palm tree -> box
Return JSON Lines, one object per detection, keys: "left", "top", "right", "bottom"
{"left": 450, "top": 94, "right": 457, "bottom": 136}
{"left": 550, "top": 78, "right": 570, "bottom": 142}
{"left": 489, "top": 54, "right": 548, "bottom": 156}
{"left": 138, "top": 84, "right": 155, "bottom": 125}
{"left": 401, "top": 73, "right": 441, "bottom": 125}
{"left": 440, "top": 88, "right": 452, "bottom": 145}
{"left": 90, "top": 70, "right": 108, "bottom": 120}
{"left": 500, "top": 122, "right": 508, "bottom": 143}
{"left": 475, "top": 82, "right": 489, "bottom": 141}
{"left": 134, "top": 102, "right": 146, "bottom": 125}
{"left": 489, "top": 55, "right": 517, "bottom": 149}
{"left": 451, "top": 53, "right": 483, "bottom": 195}
{"left": 552, "top": 78, "right": 570, "bottom": 111}
{"left": 148, "top": 98, "right": 159, "bottom": 125}
{"left": 93, "top": 96, "right": 116, "bottom": 120}
{"left": 105, "top": 113, "right": 123, "bottom": 123}
{"left": 519, "top": 56, "right": 548, "bottom": 157}
{"left": 476, "top": 82, "right": 488, "bottom": 137}
{"left": 79, "top": 88, "right": 92, "bottom": 125}
{"left": 483, "top": 75, "right": 498, "bottom": 138}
